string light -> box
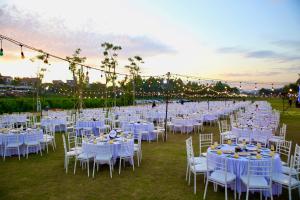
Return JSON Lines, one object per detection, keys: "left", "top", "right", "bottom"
{"left": 44, "top": 54, "right": 49, "bottom": 64}
{"left": 20, "top": 45, "right": 25, "bottom": 59}
{"left": 0, "top": 37, "right": 3, "bottom": 56}
{"left": 0, "top": 34, "right": 287, "bottom": 93}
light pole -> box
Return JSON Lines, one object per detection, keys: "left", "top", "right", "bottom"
{"left": 164, "top": 72, "right": 170, "bottom": 142}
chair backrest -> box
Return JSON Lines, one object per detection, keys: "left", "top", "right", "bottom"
{"left": 94, "top": 144, "right": 112, "bottom": 158}
{"left": 289, "top": 155, "right": 300, "bottom": 178}
{"left": 119, "top": 140, "right": 134, "bottom": 157}
{"left": 246, "top": 158, "right": 273, "bottom": 188}
{"left": 279, "top": 124, "right": 287, "bottom": 139}
{"left": 185, "top": 137, "right": 193, "bottom": 160}
{"left": 67, "top": 131, "right": 76, "bottom": 151}
{"left": 276, "top": 140, "right": 292, "bottom": 164}
{"left": 294, "top": 144, "right": 300, "bottom": 164}
{"left": 207, "top": 155, "right": 228, "bottom": 181}
{"left": 62, "top": 134, "right": 68, "bottom": 155}
{"left": 5, "top": 134, "right": 19, "bottom": 145}
{"left": 136, "top": 132, "right": 142, "bottom": 151}
{"left": 221, "top": 120, "right": 229, "bottom": 131}
{"left": 218, "top": 121, "right": 222, "bottom": 134}
{"left": 199, "top": 133, "right": 213, "bottom": 154}
{"left": 25, "top": 132, "right": 38, "bottom": 143}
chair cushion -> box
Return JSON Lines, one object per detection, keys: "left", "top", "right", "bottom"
{"left": 240, "top": 175, "right": 268, "bottom": 188}
{"left": 282, "top": 166, "right": 298, "bottom": 176}
{"left": 272, "top": 172, "right": 300, "bottom": 187}
{"left": 189, "top": 157, "right": 206, "bottom": 165}
{"left": 44, "top": 134, "right": 54, "bottom": 139}
{"left": 191, "top": 163, "right": 207, "bottom": 173}
{"left": 281, "top": 161, "right": 288, "bottom": 166}
{"left": 78, "top": 153, "right": 93, "bottom": 160}
{"left": 6, "top": 143, "right": 22, "bottom": 148}
{"left": 210, "top": 170, "right": 236, "bottom": 184}
{"left": 238, "top": 137, "right": 250, "bottom": 142}
{"left": 95, "top": 155, "right": 112, "bottom": 161}
{"left": 268, "top": 137, "right": 283, "bottom": 143}
{"left": 67, "top": 151, "right": 77, "bottom": 157}
{"left": 201, "top": 153, "right": 207, "bottom": 157}
{"left": 25, "top": 141, "right": 40, "bottom": 146}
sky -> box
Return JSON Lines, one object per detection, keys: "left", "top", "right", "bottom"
{"left": 0, "top": 0, "right": 299, "bottom": 89}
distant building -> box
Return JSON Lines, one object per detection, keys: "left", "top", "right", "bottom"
{"left": 67, "top": 80, "right": 75, "bottom": 86}
{"left": 19, "top": 77, "right": 39, "bottom": 86}
{"left": 52, "top": 80, "right": 64, "bottom": 85}
{"left": 0, "top": 74, "right": 13, "bottom": 84}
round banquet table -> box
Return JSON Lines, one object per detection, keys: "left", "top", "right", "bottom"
{"left": 0, "top": 129, "right": 44, "bottom": 156}
{"left": 76, "top": 121, "right": 106, "bottom": 136}
{"left": 231, "top": 126, "right": 273, "bottom": 143}
{"left": 41, "top": 118, "right": 67, "bottom": 132}
{"left": 207, "top": 144, "right": 282, "bottom": 197}
{"left": 130, "top": 122, "right": 155, "bottom": 141}
{"left": 81, "top": 137, "right": 134, "bottom": 164}
{"left": 121, "top": 122, "right": 155, "bottom": 141}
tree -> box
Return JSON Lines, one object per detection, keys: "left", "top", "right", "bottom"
{"left": 30, "top": 53, "right": 50, "bottom": 113}
{"left": 66, "top": 49, "right": 87, "bottom": 111}
{"left": 125, "top": 56, "right": 144, "bottom": 105}
{"left": 100, "top": 42, "right": 122, "bottom": 108}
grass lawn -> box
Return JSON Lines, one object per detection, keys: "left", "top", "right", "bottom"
{"left": 0, "top": 98, "right": 299, "bottom": 200}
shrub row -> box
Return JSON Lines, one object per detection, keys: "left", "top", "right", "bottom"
{"left": 0, "top": 95, "right": 133, "bottom": 114}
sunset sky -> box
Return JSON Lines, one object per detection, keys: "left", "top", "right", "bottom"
{"left": 0, "top": 0, "right": 299, "bottom": 89}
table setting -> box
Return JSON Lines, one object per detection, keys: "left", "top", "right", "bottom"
{"left": 207, "top": 141, "right": 282, "bottom": 196}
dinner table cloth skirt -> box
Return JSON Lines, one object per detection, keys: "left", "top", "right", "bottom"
{"left": 76, "top": 121, "right": 105, "bottom": 136}
{"left": 122, "top": 123, "right": 156, "bottom": 141}
{"left": 41, "top": 118, "right": 67, "bottom": 132}
{"left": 231, "top": 127, "right": 273, "bottom": 143}
{"left": 207, "top": 149, "right": 282, "bottom": 197}
{"left": 171, "top": 119, "right": 195, "bottom": 133}
{"left": 82, "top": 139, "right": 134, "bottom": 164}
{"left": 0, "top": 130, "right": 44, "bottom": 156}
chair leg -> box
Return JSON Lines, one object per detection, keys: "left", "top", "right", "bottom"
{"left": 39, "top": 144, "right": 42, "bottom": 156}
{"left": 87, "top": 161, "right": 89, "bottom": 177}
{"left": 194, "top": 173, "right": 196, "bottom": 194}
{"left": 26, "top": 146, "right": 29, "bottom": 159}
{"left": 260, "top": 191, "right": 262, "bottom": 200}
{"left": 203, "top": 177, "right": 208, "bottom": 199}
{"left": 132, "top": 157, "right": 134, "bottom": 171}
{"left": 74, "top": 158, "right": 77, "bottom": 174}
{"left": 188, "top": 168, "right": 191, "bottom": 185}
{"left": 18, "top": 146, "right": 20, "bottom": 160}
{"left": 65, "top": 157, "right": 68, "bottom": 174}
{"left": 185, "top": 163, "right": 189, "bottom": 181}
{"left": 246, "top": 189, "right": 249, "bottom": 200}
{"left": 119, "top": 158, "right": 122, "bottom": 174}
{"left": 109, "top": 161, "right": 112, "bottom": 178}
{"left": 225, "top": 185, "right": 228, "bottom": 200}
{"left": 93, "top": 160, "right": 96, "bottom": 178}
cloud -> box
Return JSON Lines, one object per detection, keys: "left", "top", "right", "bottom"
{"left": 216, "top": 46, "right": 248, "bottom": 54}
{"left": 273, "top": 66, "right": 300, "bottom": 72}
{"left": 216, "top": 46, "right": 300, "bottom": 62}
{"left": 0, "top": 4, "right": 176, "bottom": 59}
{"left": 221, "top": 71, "right": 281, "bottom": 77}
{"left": 272, "top": 40, "right": 300, "bottom": 51}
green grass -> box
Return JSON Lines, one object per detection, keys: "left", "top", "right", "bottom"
{"left": 0, "top": 99, "right": 299, "bottom": 199}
